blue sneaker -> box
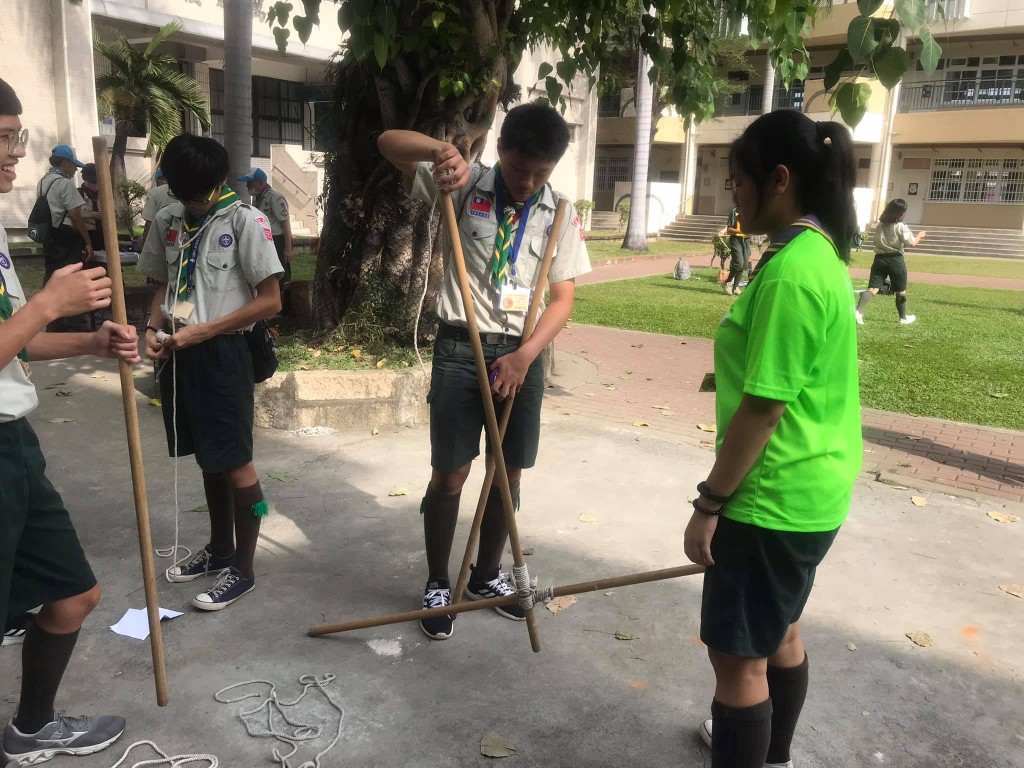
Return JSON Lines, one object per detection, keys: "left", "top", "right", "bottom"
{"left": 192, "top": 567, "right": 254, "bottom": 611}
{"left": 167, "top": 546, "right": 233, "bottom": 583}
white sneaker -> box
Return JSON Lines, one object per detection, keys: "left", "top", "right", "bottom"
{"left": 697, "top": 719, "right": 794, "bottom": 767}
{"left": 899, "top": 314, "right": 916, "bottom": 325}
{"left": 855, "top": 310, "right": 864, "bottom": 325}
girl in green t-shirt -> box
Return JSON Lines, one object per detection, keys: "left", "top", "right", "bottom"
{"left": 683, "top": 110, "right": 862, "bottom": 768}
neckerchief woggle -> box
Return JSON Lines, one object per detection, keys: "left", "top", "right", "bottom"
{"left": 492, "top": 166, "right": 539, "bottom": 284}
{"left": 0, "top": 270, "right": 28, "bottom": 362}
{"left": 750, "top": 215, "right": 836, "bottom": 280}
{"left": 177, "top": 185, "right": 239, "bottom": 300}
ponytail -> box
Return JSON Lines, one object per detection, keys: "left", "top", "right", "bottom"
{"left": 813, "top": 121, "right": 858, "bottom": 262}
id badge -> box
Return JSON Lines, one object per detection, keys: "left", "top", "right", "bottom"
{"left": 499, "top": 283, "right": 531, "bottom": 313}
{"left": 172, "top": 300, "right": 196, "bottom": 323}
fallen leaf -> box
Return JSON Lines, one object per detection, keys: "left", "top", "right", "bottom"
{"left": 604, "top": 591, "right": 614, "bottom": 596}
{"left": 987, "top": 511, "right": 1019, "bottom": 524}
{"left": 911, "top": 496, "right": 928, "bottom": 507}
{"left": 630, "top": 344, "right": 644, "bottom": 349}
{"left": 90, "top": 373, "right": 104, "bottom": 379}
{"left": 661, "top": 411, "right": 676, "bottom": 417}
{"left": 604, "top": 385, "right": 616, "bottom": 391}
{"left": 632, "top": 421, "right": 650, "bottom": 427}
{"left": 652, "top": 404, "right": 671, "bottom": 410}
{"left": 194, "top": 504, "right": 209, "bottom": 513}
{"left": 297, "top": 364, "right": 309, "bottom": 371}
{"left": 999, "top": 584, "right": 1024, "bottom": 599}
{"left": 521, "top": 547, "right": 534, "bottom": 556}
{"left": 388, "top": 487, "right": 411, "bottom": 497}
{"left": 629, "top": 681, "right": 649, "bottom": 690}
{"left": 312, "top": 349, "right": 322, "bottom": 358}
{"left": 376, "top": 358, "right": 387, "bottom": 368}
{"left": 618, "top": 374, "right": 630, "bottom": 380}
{"left": 546, "top": 595, "right": 577, "bottom": 614}
{"left": 55, "top": 390, "right": 72, "bottom": 397}
{"left": 906, "top": 631, "right": 933, "bottom": 648}
{"left": 351, "top": 349, "right": 362, "bottom": 361}
{"left": 149, "top": 398, "right": 162, "bottom": 407}
{"left": 615, "top": 631, "right": 639, "bottom": 641}
{"left": 579, "top": 349, "right": 587, "bottom": 354}
{"left": 579, "top": 513, "right": 598, "bottom": 523}
{"left": 847, "top": 642, "right": 858, "bottom": 652}
{"left": 480, "top": 732, "right": 517, "bottom": 759}
{"left": 697, "top": 423, "right": 717, "bottom": 433}
{"left": 47, "top": 418, "right": 74, "bottom": 424}
{"left": 267, "top": 471, "right": 294, "bottom": 483}
{"left": 989, "top": 392, "right": 1009, "bottom": 399}
{"left": 371, "top": 427, "right": 379, "bottom": 436}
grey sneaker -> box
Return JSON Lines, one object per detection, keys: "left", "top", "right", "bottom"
{"left": 3, "top": 713, "right": 125, "bottom": 764}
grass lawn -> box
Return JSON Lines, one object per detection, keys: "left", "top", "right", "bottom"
{"left": 586, "top": 239, "right": 708, "bottom": 260}
{"left": 849, "top": 250, "right": 1024, "bottom": 280}
{"left": 276, "top": 327, "right": 428, "bottom": 373}
{"left": 571, "top": 269, "right": 1024, "bottom": 431}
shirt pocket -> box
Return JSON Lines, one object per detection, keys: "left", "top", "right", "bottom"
{"left": 201, "top": 248, "right": 246, "bottom": 294}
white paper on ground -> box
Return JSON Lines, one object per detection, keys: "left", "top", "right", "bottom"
{"left": 110, "top": 608, "right": 183, "bottom": 640}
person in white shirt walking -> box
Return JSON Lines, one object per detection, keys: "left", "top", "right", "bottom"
{"left": 856, "top": 198, "right": 926, "bottom": 326}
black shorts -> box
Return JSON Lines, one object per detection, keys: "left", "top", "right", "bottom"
{"left": 868, "top": 253, "right": 908, "bottom": 293}
{"left": 428, "top": 325, "right": 545, "bottom": 473}
{"left": 0, "top": 419, "right": 97, "bottom": 623}
{"left": 728, "top": 237, "right": 750, "bottom": 272}
{"left": 700, "top": 516, "right": 839, "bottom": 658}
{"left": 158, "top": 334, "right": 255, "bottom": 471}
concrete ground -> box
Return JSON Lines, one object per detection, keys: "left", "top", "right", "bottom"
{"left": 2, "top": 355, "right": 1022, "bottom": 768}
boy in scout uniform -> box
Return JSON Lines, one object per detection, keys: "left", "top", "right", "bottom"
{"left": 724, "top": 205, "right": 750, "bottom": 296}
{"left": 0, "top": 77, "right": 132, "bottom": 764}
{"left": 238, "top": 167, "right": 292, "bottom": 291}
{"left": 139, "top": 168, "right": 172, "bottom": 252}
{"left": 138, "top": 134, "right": 283, "bottom": 612}
{"left": 378, "top": 102, "right": 591, "bottom": 640}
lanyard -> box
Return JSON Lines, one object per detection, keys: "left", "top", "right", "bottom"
{"left": 178, "top": 211, "right": 217, "bottom": 298}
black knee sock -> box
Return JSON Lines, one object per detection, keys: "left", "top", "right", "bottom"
{"left": 421, "top": 486, "right": 461, "bottom": 582}
{"left": 766, "top": 654, "right": 809, "bottom": 764}
{"left": 474, "top": 482, "right": 520, "bottom": 580}
{"left": 896, "top": 294, "right": 908, "bottom": 319}
{"left": 711, "top": 698, "right": 773, "bottom": 768}
{"left": 857, "top": 289, "right": 874, "bottom": 312}
{"left": 203, "top": 471, "right": 236, "bottom": 558}
{"left": 729, "top": 269, "right": 742, "bottom": 288}
{"left": 15, "top": 624, "right": 80, "bottom": 734}
{"left": 231, "top": 482, "right": 266, "bottom": 580}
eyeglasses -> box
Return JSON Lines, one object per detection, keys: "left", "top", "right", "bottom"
{"left": 168, "top": 185, "right": 219, "bottom": 205}
{"left": 2, "top": 128, "right": 28, "bottom": 154}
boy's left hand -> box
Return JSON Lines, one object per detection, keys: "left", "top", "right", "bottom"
{"left": 94, "top": 321, "right": 141, "bottom": 364}
{"left": 161, "top": 323, "right": 213, "bottom": 352}
{"left": 490, "top": 349, "right": 533, "bottom": 401}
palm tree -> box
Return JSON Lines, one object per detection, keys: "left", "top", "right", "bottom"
{"left": 623, "top": 43, "right": 654, "bottom": 251}
{"left": 95, "top": 21, "right": 211, "bottom": 187}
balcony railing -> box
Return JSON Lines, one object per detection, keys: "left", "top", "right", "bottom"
{"left": 899, "top": 79, "right": 1024, "bottom": 112}
{"left": 722, "top": 83, "right": 805, "bottom": 116}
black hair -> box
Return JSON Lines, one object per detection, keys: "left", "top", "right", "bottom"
{"left": 160, "top": 133, "right": 229, "bottom": 200}
{"left": 879, "top": 198, "right": 908, "bottom": 225}
{"left": 499, "top": 102, "right": 570, "bottom": 162}
{"left": 0, "top": 79, "right": 22, "bottom": 116}
{"left": 730, "top": 110, "right": 858, "bottom": 262}
{"left": 49, "top": 156, "right": 64, "bottom": 168}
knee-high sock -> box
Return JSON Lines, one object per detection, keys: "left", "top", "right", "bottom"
{"left": 422, "top": 486, "right": 461, "bottom": 582}
{"left": 896, "top": 294, "right": 908, "bottom": 319}
{"left": 232, "top": 482, "right": 266, "bottom": 580}
{"left": 474, "top": 480, "right": 520, "bottom": 580}
{"left": 15, "top": 624, "right": 80, "bottom": 734}
{"left": 203, "top": 470, "right": 236, "bottom": 558}
{"left": 857, "top": 289, "right": 875, "bottom": 312}
{"left": 766, "top": 654, "right": 809, "bottom": 765}
{"left": 711, "top": 698, "right": 773, "bottom": 768}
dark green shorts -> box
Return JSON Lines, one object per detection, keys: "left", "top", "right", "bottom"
{"left": 158, "top": 334, "right": 255, "bottom": 471}
{"left": 428, "top": 328, "right": 545, "bottom": 473}
{"left": 728, "top": 237, "right": 750, "bottom": 272}
{"left": 0, "top": 419, "right": 97, "bottom": 623}
{"left": 700, "top": 516, "right": 839, "bottom": 658}
{"left": 869, "top": 253, "right": 908, "bottom": 293}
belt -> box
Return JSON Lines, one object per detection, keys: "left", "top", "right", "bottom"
{"left": 437, "top": 321, "right": 520, "bottom": 347}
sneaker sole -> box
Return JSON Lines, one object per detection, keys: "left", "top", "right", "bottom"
{"left": 419, "top": 619, "right": 454, "bottom": 641}
{"left": 166, "top": 567, "right": 230, "bottom": 584}
{"left": 7, "top": 726, "right": 125, "bottom": 765}
{"left": 192, "top": 583, "right": 255, "bottom": 611}
{"left": 2, "top": 636, "right": 26, "bottom": 647}
{"left": 464, "top": 590, "right": 526, "bottom": 621}
{"left": 699, "top": 719, "right": 712, "bottom": 749}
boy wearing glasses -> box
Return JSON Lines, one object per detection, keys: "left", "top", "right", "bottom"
{"left": 138, "top": 134, "right": 282, "bottom": 611}
{"left": 0, "top": 77, "right": 133, "bottom": 764}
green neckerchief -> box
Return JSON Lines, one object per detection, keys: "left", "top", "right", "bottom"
{"left": 491, "top": 166, "right": 540, "bottom": 284}
{"left": 177, "top": 186, "right": 239, "bottom": 299}
{"left": 0, "top": 271, "right": 28, "bottom": 362}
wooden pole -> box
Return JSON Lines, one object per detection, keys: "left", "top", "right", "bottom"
{"left": 451, "top": 198, "right": 568, "bottom": 604}
{"left": 308, "top": 563, "right": 704, "bottom": 636}
{"left": 440, "top": 194, "right": 542, "bottom": 652}
{"left": 91, "top": 137, "right": 169, "bottom": 706}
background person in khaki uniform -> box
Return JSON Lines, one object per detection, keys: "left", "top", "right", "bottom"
{"left": 78, "top": 163, "right": 104, "bottom": 254}
{"left": 855, "top": 198, "right": 926, "bottom": 326}
{"left": 139, "top": 168, "right": 172, "bottom": 252}
{"left": 378, "top": 102, "right": 591, "bottom": 642}
{"left": 238, "top": 167, "right": 292, "bottom": 291}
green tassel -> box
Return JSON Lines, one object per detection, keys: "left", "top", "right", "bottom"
{"left": 252, "top": 499, "right": 269, "bottom": 519}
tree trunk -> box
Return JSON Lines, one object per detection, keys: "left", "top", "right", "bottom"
{"left": 109, "top": 127, "right": 129, "bottom": 226}
{"left": 622, "top": 43, "right": 654, "bottom": 251}
{"left": 223, "top": 0, "right": 253, "bottom": 200}
{"left": 762, "top": 57, "right": 776, "bottom": 115}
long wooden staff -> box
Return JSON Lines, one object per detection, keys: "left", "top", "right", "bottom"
{"left": 451, "top": 198, "right": 568, "bottom": 605}
{"left": 92, "top": 137, "right": 169, "bottom": 706}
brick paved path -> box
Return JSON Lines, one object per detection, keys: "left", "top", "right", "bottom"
{"left": 548, "top": 324, "right": 1024, "bottom": 503}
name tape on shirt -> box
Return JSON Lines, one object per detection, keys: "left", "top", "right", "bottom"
{"left": 469, "top": 196, "right": 492, "bottom": 219}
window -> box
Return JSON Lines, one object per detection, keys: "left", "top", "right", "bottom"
{"left": 594, "top": 154, "right": 633, "bottom": 192}
{"left": 928, "top": 158, "right": 1024, "bottom": 204}
{"left": 598, "top": 91, "right": 622, "bottom": 118}
{"left": 209, "top": 68, "right": 225, "bottom": 145}
{"left": 253, "top": 76, "right": 304, "bottom": 158}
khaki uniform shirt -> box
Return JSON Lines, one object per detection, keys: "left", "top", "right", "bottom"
{"left": 0, "top": 226, "right": 39, "bottom": 422}
{"left": 874, "top": 221, "right": 915, "bottom": 255}
{"left": 141, "top": 184, "right": 174, "bottom": 223}
{"left": 409, "top": 162, "right": 591, "bottom": 336}
{"left": 137, "top": 201, "right": 283, "bottom": 329}
{"left": 37, "top": 168, "right": 85, "bottom": 229}
{"left": 252, "top": 186, "right": 289, "bottom": 236}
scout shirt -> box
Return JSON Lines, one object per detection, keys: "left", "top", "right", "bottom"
{"left": 874, "top": 221, "right": 915, "bottom": 255}
{"left": 714, "top": 220, "right": 861, "bottom": 533}
{"left": 141, "top": 184, "right": 174, "bottom": 223}
{"left": 0, "top": 225, "right": 39, "bottom": 422}
{"left": 727, "top": 207, "right": 747, "bottom": 239}
{"left": 137, "top": 196, "right": 283, "bottom": 329}
{"left": 409, "top": 162, "right": 591, "bottom": 337}
{"left": 252, "top": 186, "right": 290, "bottom": 236}
{"left": 37, "top": 168, "right": 85, "bottom": 230}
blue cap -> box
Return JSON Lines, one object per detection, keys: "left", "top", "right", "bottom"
{"left": 51, "top": 144, "right": 85, "bottom": 168}
{"left": 238, "top": 167, "right": 267, "bottom": 183}
{"left": 155, "top": 168, "right": 164, "bottom": 180}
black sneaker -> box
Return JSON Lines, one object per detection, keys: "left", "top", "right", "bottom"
{"left": 2, "top": 612, "right": 35, "bottom": 647}
{"left": 2, "top": 712, "right": 126, "bottom": 764}
{"left": 166, "top": 546, "right": 234, "bottom": 583}
{"left": 466, "top": 565, "right": 525, "bottom": 621}
{"left": 192, "top": 567, "right": 255, "bottom": 611}
{"left": 420, "top": 579, "right": 455, "bottom": 640}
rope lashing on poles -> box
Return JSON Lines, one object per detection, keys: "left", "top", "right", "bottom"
{"left": 511, "top": 564, "right": 536, "bottom": 610}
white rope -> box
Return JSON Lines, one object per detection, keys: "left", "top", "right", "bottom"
{"left": 104, "top": 740, "right": 218, "bottom": 768}
{"left": 412, "top": 192, "right": 440, "bottom": 379}
{"left": 511, "top": 564, "right": 534, "bottom": 610}
{"left": 215, "top": 674, "right": 345, "bottom": 768}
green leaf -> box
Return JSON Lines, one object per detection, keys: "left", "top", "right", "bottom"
{"left": 545, "top": 76, "right": 563, "bottom": 106}
{"left": 272, "top": 26, "right": 290, "bottom": 54}
{"left": 771, "top": 0, "right": 795, "bottom": 26}
{"left": 835, "top": 81, "right": 872, "bottom": 126}
{"left": 537, "top": 62, "right": 553, "bottom": 80}
{"left": 894, "top": 0, "right": 927, "bottom": 33}
{"left": 270, "top": 1, "right": 293, "bottom": 27}
{"left": 919, "top": 27, "right": 942, "bottom": 76}
{"left": 824, "top": 49, "right": 854, "bottom": 91}
{"left": 555, "top": 59, "right": 577, "bottom": 85}
{"left": 848, "top": 16, "right": 877, "bottom": 62}
{"left": 430, "top": 10, "right": 445, "bottom": 29}
{"left": 614, "top": 631, "right": 639, "bottom": 641}
{"left": 793, "top": 60, "right": 809, "bottom": 82}
{"left": 857, "top": 0, "right": 887, "bottom": 14}
{"left": 872, "top": 46, "right": 910, "bottom": 89}
{"left": 373, "top": 32, "right": 388, "bottom": 69}
{"left": 294, "top": 14, "right": 314, "bottom": 44}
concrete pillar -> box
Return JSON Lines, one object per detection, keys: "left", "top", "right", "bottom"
{"left": 224, "top": 0, "right": 253, "bottom": 200}
{"left": 49, "top": 0, "right": 98, "bottom": 155}
{"left": 679, "top": 119, "right": 699, "bottom": 215}
{"left": 762, "top": 56, "right": 776, "bottom": 114}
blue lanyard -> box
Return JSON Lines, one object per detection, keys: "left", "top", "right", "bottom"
{"left": 494, "top": 168, "right": 537, "bottom": 278}
{"left": 181, "top": 211, "right": 217, "bottom": 295}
